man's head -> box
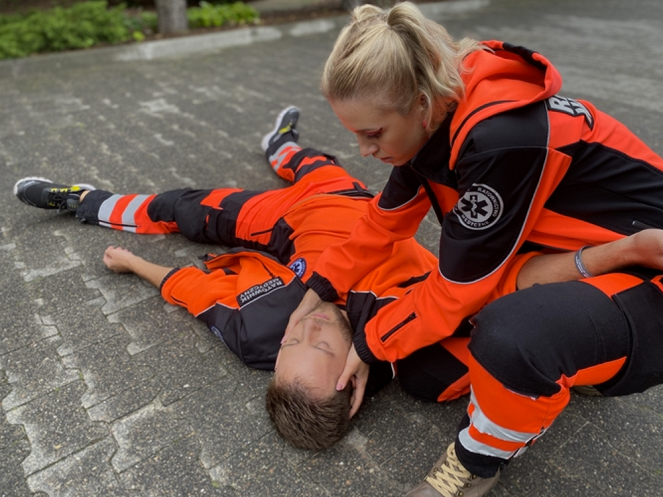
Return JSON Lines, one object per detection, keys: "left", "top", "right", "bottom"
{"left": 265, "top": 301, "right": 354, "bottom": 450}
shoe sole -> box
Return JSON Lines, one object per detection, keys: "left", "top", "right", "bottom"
{"left": 261, "top": 106, "right": 299, "bottom": 152}
{"left": 14, "top": 176, "right": 97, "bottom": 195}
{"left": 13, "top": 176, "right": 53, "bottom": 196}
{"left": 14, "top": 176, "right": 97, "bottom": 209}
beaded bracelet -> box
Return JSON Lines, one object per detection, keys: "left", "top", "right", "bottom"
{"left": 574, "top": 245, "right": 593, "bottom": 278}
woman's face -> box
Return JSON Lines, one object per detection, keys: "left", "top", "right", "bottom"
{"left": 330, "top": 97, "right": 430, "bottom": 166}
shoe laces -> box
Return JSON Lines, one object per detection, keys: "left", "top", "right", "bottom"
{"left": 48, "top": 188, "right": 79, "bottom": 212}
{"left": 278, "top": 122, "right": 293, "bottom": 135}
{"left": 425, "top": 444, "right": 477, "bottom": 497}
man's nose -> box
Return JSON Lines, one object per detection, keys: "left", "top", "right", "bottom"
{"left": 302, "top": 317, "right": 323, "bottom": 337}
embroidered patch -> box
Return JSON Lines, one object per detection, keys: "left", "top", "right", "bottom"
{"left": 289, "top": 257, "right": 307, "bottom": 278}
{"left": 209, "top": 325, "right": 226, "bottom": 344}
{"left": 238, "top": 277, "right": 285, "bottom": 306}
{"left": 453, "top": 184, "right": 503, "bottom": 230}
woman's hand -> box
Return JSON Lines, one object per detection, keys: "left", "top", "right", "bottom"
{"left": 337, "top": 344, "right": 370, "bottom": 418}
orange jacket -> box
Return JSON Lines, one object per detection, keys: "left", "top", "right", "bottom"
{"left": 307, "top": 41, "right": 663, "bottom": 363}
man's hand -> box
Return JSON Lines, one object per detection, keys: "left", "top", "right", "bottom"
{"left": 103, "top": 246, "right": 172, "bottom": 288}
{"left": 282, "top": 288, "right": 322, "bottom": 343}
{"left": 103, "top": 246, "right": 137, "bottom": 273}
{"left": 337, "top": 344, "right": 369, "bottom": 418}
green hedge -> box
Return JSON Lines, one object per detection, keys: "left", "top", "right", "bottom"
{"left": 0, "top": 2, "right": 129, "bottom": 59}
{"left": 0, "top": 1, "right": 259, "bottom": 60}
{"left": 188, "top": 1, "right": 259, "bottom": 29}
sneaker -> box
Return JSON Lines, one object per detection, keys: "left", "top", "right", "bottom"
{"left": 406, "top": 443, "right": 500, "bottom": 497}
{"left": 261, "top": 106, "right": 300, "bottom": 154}
{"left": 14, "top": 177, "right": 95, "bottom": 212}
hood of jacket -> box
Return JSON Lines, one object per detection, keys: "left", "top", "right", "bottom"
{"left": 446, "top": 41, "right": 563, "bottom": 167}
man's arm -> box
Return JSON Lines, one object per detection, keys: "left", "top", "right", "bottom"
{"left": 516, "top": 229, "right": 663, "bottom": 289}
{"left": 103, "top": 246, "right": 172, "bottom": 287}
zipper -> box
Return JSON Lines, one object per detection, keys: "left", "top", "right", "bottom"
{"left": 632, "top": 219, "right": 656, "bottom": 230}
{"left": 380, "top": 312, "right": 417, "bottom": 342}
{"left": 250, "top": 228, "right": 274, "bottom": 236}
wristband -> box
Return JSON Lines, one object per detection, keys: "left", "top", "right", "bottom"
{"left": 574, "top": 245, "right": 593, "bottom": 278}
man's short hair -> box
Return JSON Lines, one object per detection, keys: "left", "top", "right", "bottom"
{"left": 265, "top": 378, "right": 352, "bottom": 450}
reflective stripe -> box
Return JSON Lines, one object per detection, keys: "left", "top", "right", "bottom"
{"left": 268, "top": 142, "right": 298, "bottom": 171}
{"left": 458, "top": 388, "right": 541, "bottom": 460}
{"left": 122, "top": 194, "right": 150, "bottom": 231}
{"left": 98, "top": 194, "right": 122, "bottom": 224}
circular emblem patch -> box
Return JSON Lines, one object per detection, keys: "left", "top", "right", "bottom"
{"left": 288, "top": 257, "right": 307, "bottom": 278}
{"left": 453, "top": 184, "right": 503, "bottom": 230}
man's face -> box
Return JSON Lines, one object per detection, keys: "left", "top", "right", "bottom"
{"left": 274, "top": 302, "right": 353, "bottom": 398}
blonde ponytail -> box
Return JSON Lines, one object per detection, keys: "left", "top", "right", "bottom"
{"left": 322, "top": 2, "right": 483, "bottom": 125}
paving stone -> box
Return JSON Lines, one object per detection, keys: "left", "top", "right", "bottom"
{"left": 5, "top": 381, "right": 108, "bottom": 475}
{"left": 11, "top": 227, "right": 83, "bottom": 284}
{"left": 52, "top": 302, "right": 125, "bottom": 357}
{"left": 61, "top": 333, "right": 154, "bottom": 409}
{"left": 87, "top": 376, "right": 163, "bottom": 424}
{"left": 0, "top": 307, "right": 58, "bottom": 358}
{"left": 168, "top": 375, "right": 271, "bottom": 469}
{"left": 0, "top": 337, "right": 79, "bottom": 410}
{"left": 133, "top": 335, "right": 229, "bottom": 407}
{"left": 622, "top": 388, "right": 663, "bottom": 418}
{"left": 118, "top": 434, "right": 222, "bottom": 496}
{"left": 568, "top": 395, "right": 663, "bottom": 475}
{"left": 111, "top": 401, "right": 193, "bottom": 472}
{"left": 0, "top": 455, "right": 33, "bottom": 497}
{"left": 1, "top": 1, "right": 663, "bottom": 496}
{"left": 0, "top": 375, "right": 31, "bottom": 497}
{"left": 27, "top": 439, "right": 131, "bottom": 497}
{"left": 209, "top": 431, "right": 326, "bottom": 496}
{"left": 109, "top": 297, "right": 198, "bottom": 356}
{"left": 26, "top": 267, "right": 103, "bottom": 317}
{"left": 85, "top": 273, "right": 159, "bottom": 316}
{"left": 536, "top": 423, "right": 662, "bottom": 496}
{"left": 299, "top": 440, "right": 409, "bottom": 496}
{"left": 0, "top": 242, "right": 31, "bottom": 314}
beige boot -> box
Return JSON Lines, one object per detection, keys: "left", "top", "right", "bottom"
{"left": 405, "top": 443, "right": 500, "bottom": 497}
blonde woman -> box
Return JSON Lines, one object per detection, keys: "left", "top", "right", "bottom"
{"left": 286, "top": 3, "right": 663, "bottom": 496}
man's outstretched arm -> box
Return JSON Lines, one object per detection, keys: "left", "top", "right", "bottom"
{"left": 103, "top": 246, "right": 173, "bottom": 288}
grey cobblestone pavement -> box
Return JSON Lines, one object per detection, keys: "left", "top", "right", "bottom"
{"left": 1, "top": 0, "right": 663, "bottom": 495}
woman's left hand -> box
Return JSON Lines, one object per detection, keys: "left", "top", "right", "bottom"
{"left": 337, "top": 344, "right": 370, "bottom": 418}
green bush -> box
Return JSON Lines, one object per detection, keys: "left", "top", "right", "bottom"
{"left": 0, "top": 1, "right": 129, "bottom": 59}
{"left": 123, "top": 10, "right": 158, "bottom": 41}
{"left": 0, "top": 1, "right": 259, "bottom": 60}
{"left": 187, "top": 1, "right": 258, "bottom": 29}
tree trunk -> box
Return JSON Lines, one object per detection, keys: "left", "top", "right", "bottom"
{"left": 155, "top": 0, "right": 188, "bottom": 34}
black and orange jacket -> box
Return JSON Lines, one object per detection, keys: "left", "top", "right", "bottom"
{"left": 161, "top": 248, "right": 308, "bottom": 370}
{"left": 307, "top": 41, "right": 663, "bottom": 364}
{"left": 159, "top": 193, "right": 438, "bottom": 379}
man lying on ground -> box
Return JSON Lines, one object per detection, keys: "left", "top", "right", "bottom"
{"left": 14, "top": 107, "right": 663, "bottom": 451}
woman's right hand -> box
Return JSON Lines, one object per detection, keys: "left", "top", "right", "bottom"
{"left": 282, "top": 288, "right": 323, "bottom": 343}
